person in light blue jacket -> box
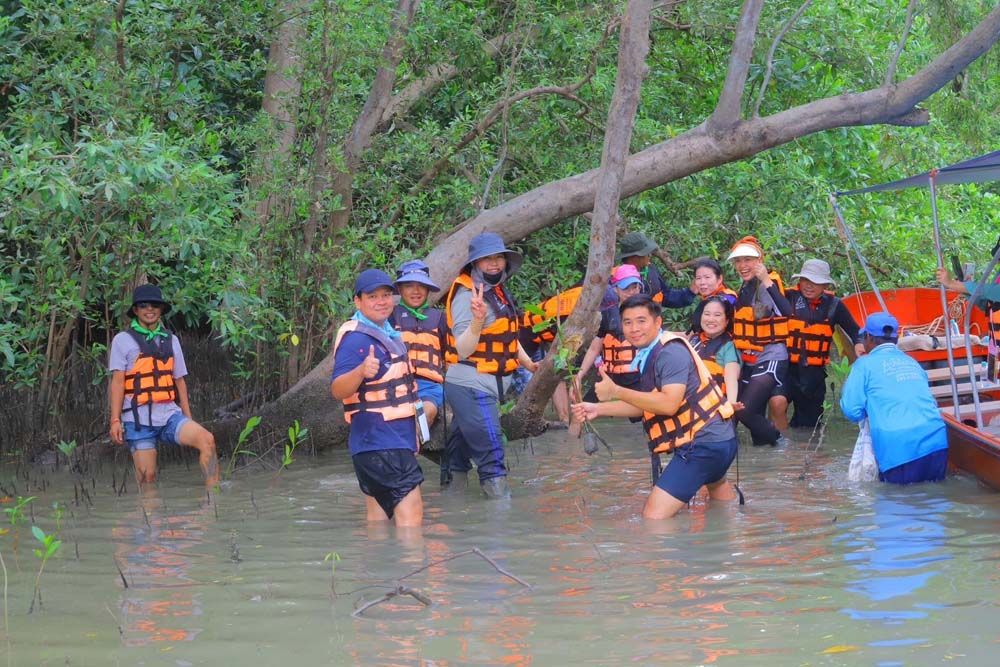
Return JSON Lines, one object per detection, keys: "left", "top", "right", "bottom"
{"left": 840, "top": 312, "right": 948, "bottom": 484}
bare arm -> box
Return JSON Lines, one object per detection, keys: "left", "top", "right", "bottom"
{"left": 576, "top": 337, "right": 603, "bottom": 385}
{"left": 724, "top": 361, "right": 740, "bottom": 405}
{"left": 174, "top": 376, "right": 193, "bottom": 419}
{"left": 109, "top": 370, "right": 126, "bottom": 445}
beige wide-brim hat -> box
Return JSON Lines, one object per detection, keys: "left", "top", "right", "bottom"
{"left": 791, "top": 259, "right": 835, "bottom": 285}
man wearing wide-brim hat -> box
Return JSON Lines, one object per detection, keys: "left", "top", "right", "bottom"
{"left": 769, "top": 259, "right": 864, "bottom": 432}
{"left": 617, "top": 231, "right": 696, "bottom": 309}
{"left": 108, "top": 284, "right": 220, "bottom": 488}
{"left": 441, "top": 232, "right": 537, "bottom": 500}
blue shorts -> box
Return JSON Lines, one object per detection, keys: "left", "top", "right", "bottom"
{"left": 415, "top": 378, "right": 444, "bottom": 410}
{"left": 655, "top": 437, "right": 738, "bottom": 503}
{"left": 124, "top": 413, "right": 190, "bottom": 453}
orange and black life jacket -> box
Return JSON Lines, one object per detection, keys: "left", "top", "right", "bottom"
{"left": 445, "top": 273, "right": 520, "bottom": 377}
{"left": 688, "top": 331, "right": 731, "bottom": 387}
{"left": 702, "top": 284, "right": 738, "bottom": 302}
{"left": 600, "top": 306, "right": 640, "bottom": 386}
{"left": 333, "top": 320, "right": 419, "bottom": 424}
{"left": 123, "top": 329, "right": 177, "bottom": 426}
{"left": 639, "top": 332, "right": 735, "bottom": 454}
{"left": 391, "top": 304, "right": 447, "bottom": 384}
{"left": 786, "top": 289, "right": 840, "bottom": 367}
{"left": 521, "top": 286, "right": 583, "bottom": 345}
{"left": 732, "top": 272, "right": 789, "bottom": 364}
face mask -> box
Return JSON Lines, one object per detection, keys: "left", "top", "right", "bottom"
{"left": 483, "top": 271, "right": 504, "bottom": 285}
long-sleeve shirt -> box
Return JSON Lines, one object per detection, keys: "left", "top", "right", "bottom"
{"left": 961, "top": 279, "right": 1000, "bottom": 309}
{"left": 840, "top": 343, "right": 948, "bottom": 472}
{"left": 644, "top": 263, "right": 695, "bottom": 309}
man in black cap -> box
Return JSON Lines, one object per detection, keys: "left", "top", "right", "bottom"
{"left": 617, "top": 232, "right": 696, "bottom": 309}
{"left": 332, "top": 269, "right": 425, "bottom": 526}
{"left": 108, "top": 284, "right": 220, "bottom": 487}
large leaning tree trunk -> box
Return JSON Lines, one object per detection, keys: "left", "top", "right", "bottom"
{"left": 208, "top": 3, "right": 1000, "bottom": 453}
{"left": 502, "top": 0, "right": 654, "bottom": 440}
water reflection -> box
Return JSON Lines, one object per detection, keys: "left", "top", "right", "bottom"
{"left": 837, "top": 491, "right": 952, "bottom": 622}
{"left": 111, "top": 493, "right": 209, "bottom": 646}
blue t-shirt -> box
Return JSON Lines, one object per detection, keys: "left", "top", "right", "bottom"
{"left": 839, "top": 343, "right": 948, "bottom": 471}
{"left": 331, "top": 330, "right": 417, "bottom": 456}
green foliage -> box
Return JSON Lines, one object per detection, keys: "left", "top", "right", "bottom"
{"left": 226, "top": 415, "right": 262, "bottom": 477}
{"left": 30, "top": 525, "right": 61, "bottom": 562}
{"left": 2, "top": 0, "right": 998, "bottom": 448}
{"left": 4, "top": 496, "right": 35, "bottom": 528}
{"left": 283, "top": 419, "right": 307, "bottom": 469}
{"left": 56, "top": 439, "right": 77, "bottom": 459}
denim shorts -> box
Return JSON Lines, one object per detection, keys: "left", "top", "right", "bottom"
{"left": 415, "top": 378, "right": 444, "bottom": 410}
{"left": 124, "top": 412, "right": 190, "bottom": 453}
{"left": 656, "top": 437, "right": 739, "bottom": 503}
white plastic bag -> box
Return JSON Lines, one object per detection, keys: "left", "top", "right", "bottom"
{"left": 848, "top": 418, "right": 879, "bottom": 482}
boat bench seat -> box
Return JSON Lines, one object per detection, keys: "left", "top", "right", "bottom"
{"left": 929, "top": 382, "right": 1000, "bottom": 398}
{"left": 926, "top": 365, "right": 981, "bottom": 383}
{"left": 943, "top": 400, "right": 1000, "bottom": 418}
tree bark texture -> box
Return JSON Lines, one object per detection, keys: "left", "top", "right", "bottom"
{"left": 503, "top": 0, "right": 653, "bottom": 439}
{"left": 207, "top": 4, "right": 1000, "bottom": 452}
{"left": 254, "top": 0, "right": 306, "bottom": 224}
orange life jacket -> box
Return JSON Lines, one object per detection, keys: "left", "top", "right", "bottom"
{"left": 599, "top": 306, "right": 640, "bottom": 385}
{"left": 333, "top": 320, "right": 419, "bottom": 424}
{"left": 444, "top": 273, "right": 520, "bottom": 376}
{"left": 640, "top": 332, "right": 735, "bottom": 454}
{"left": 521, "top": 286, "right": 583, "bottom": 344}
{"left": 391, "top": 305, "right": 446, "bottom": 384}
{"left": 688, "top": 331, "right": 731, "bottom": 387}
{"left": 786, "top": 289, "right": 839, "bottom": 367}
{"left": 702, "top": 284, "right": 738, "bottom": 301}
{"left": 732, "top": 271, "right": 789, "bottom": 364}
{"left": 123, "top": 330, "right": 177, "bottom": 426}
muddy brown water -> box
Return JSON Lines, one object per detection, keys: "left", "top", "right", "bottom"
{"left": 2, "top": 416, "right": 999, "bottom": 665}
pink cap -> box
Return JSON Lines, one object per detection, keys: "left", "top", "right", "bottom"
{"left": 610, "top": 264, "right": 641, "bottom": 283}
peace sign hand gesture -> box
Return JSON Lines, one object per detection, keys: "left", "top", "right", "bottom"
{"left": 470, "top": 282, "right": 488, "bottom": 323}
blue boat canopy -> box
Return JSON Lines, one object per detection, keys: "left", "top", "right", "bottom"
{"left": 836, "top": 150, "right": 1000, "bottom": 196}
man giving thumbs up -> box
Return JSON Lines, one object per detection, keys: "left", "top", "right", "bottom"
{"left": 332, "top": 269, "right": 424, "bottom": 527}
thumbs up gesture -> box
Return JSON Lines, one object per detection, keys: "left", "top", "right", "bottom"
{"left": 593, "top": 367, "right": 618, "bottom": 402}
{"left": 362, "top": 345, "right": 381, "bottom": 379}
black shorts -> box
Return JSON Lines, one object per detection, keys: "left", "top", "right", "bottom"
{"left": 352, "top": 449, "right": 424, "bottom": 518}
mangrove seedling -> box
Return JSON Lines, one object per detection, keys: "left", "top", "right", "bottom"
{"left": 4, "top": 495, "right": 36, "bottom": 562}
{"left": 28, "top": 523, "right": 62, "bottom": 613}
{"left": 273, "top": 420, "right": 308, "bottom": 482}
{"left": 226, "top": 415, "right": 262, "bottom": 477}
{"left": 56, "top": 439, "right": 77, "bottom": 466}
{"left": 324, "top": 551, "right": 341, "bottom": 597}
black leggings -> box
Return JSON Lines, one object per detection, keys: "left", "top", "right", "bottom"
{"left": 737, "top": 360, "right": 787, "bottom": 445}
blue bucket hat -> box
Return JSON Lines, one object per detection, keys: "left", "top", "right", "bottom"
{"left": 354, "top": 269, "right": 397, "bottom": 296}
{"left": 129, "top": 283, "right": 171, "bottom": 315}
{"left": 465, "top": 232, "right": 523, "bottom": 275}
{"left": 863, "top": 312, "right": 899, "bottom": 338}
{"left": 394, "top": 259, "right": 440, "bottom": 292}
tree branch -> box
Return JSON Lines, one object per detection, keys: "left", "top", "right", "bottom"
{"left": 753, "top": 0, "right": 814, "bottom": 118}
{"left": 885, "top": 0, "right": 919, "bottom": 86}
{"left": 709, "top": 0, "right": 765, "bottom": 131}
{"left": 506, "top": 0, "right": 653, "bottom": 438}
{"left": 329, "top": 0, "right": 420, "bottom": 233}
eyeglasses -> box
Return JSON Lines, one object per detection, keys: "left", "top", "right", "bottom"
{"left": 135, "top": 302, "right": 162, "bottom": 310}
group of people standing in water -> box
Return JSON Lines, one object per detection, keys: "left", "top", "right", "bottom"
{"left": 330, "top": 229, "right": 875, "bottom": 526}
{"left": 108, "top": 227, "right": 994, "bottom": 529}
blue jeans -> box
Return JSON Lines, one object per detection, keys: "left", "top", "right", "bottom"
{"left": 124, "top": 413, "right": 189, "bottom": 453}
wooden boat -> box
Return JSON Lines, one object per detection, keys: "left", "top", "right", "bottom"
{"left": 842, "top": 288, "right": 1000, "bottom": 489}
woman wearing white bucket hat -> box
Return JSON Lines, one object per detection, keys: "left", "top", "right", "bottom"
{"left": 769, "top": 259, "right": 864, "bottom": 431}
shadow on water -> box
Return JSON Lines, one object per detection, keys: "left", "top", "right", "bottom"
{"left": 2, "top": 416, "right": 1000, "bottom": 664}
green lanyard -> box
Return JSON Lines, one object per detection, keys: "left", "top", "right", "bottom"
{"left": 131, "top": 318, "right": 169, "bottom": 341}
